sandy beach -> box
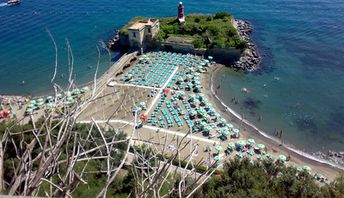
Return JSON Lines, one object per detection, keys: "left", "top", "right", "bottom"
{"left": 7, "top": 50, "right": 342, "bottom": 182}
{"left": 201, "top": 63, "right": 343, "bottom": 180}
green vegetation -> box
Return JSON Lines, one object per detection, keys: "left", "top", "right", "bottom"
{"left": 157, "top": 12, "right": 247, "bottom": 49}
{"left": 194, "top": 158, "right": 344, "bottom": 198}
{"left": 119, "top": 12, "right": 248, "bottom": 50}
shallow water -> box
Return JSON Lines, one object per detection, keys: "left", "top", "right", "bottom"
{"left": 1, "top": 0, "right": 344, "bottom": 153}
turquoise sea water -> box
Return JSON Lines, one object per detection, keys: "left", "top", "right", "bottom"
{"left": 1, "top": 0, "right": 343, "bottom": 153}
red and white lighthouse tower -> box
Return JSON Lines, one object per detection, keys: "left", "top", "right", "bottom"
{"left": 177, "top": 1, "right": 185, "bottom": 23}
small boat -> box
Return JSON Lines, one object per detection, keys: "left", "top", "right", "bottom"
{"left": 7, "top": 0, "right": 20, "bottom": 5}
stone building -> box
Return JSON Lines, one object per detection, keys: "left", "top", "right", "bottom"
{"left": 127, "top": 18, "right": 160, "bottom": 48}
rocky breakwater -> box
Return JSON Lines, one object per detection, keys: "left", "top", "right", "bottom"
{"left": 314, "top": 151, "right": 344, "bottom": 167}
{"left": 233, "top": 19, "right": 260, "bottom": 71}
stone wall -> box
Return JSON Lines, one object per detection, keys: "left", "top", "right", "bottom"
{"left": 156, "top": 42, "right": 241, "bottom": 64}
{"left": 208, "top": 47, "right": 242, "bottom": 63}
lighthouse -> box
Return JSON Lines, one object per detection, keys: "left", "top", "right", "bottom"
{"left": 177, "top": 1, "right": 185, "bottom": 23}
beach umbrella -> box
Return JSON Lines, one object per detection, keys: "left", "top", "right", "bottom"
{"left": 228, "top": 142, "right": 235, "bottom": 149}
{"left": 214, "top": 155, "right": 223, "bottom": 161}
{"left": 303, "top": 166, "right": 312, "bottom": 172}
{"left": 208, "top": 56, "right": 213, "bottom": 60}
{"left": 220, "top": 118, "right": 226, "bottom": 124}
{"left": 186, "top": 74, "right": 193, "bottom": 79}
{"left": 81, "top": 86, "right": 89, "bottom": 92}
{"left": 37, "top": 98, "right": 44, "bottom": 103}
{"left": 266, "top": 154, "right": 273, "bottom": 160}
{"left": 247, "top": 138, "right": 255, "bottom": 145}
{"left": 67, "top": 96, "right": 73, "bottom": 101}
{"left": 223, "top": 129, "right": 230, "bottom": 135}
{"left": 204, "top": 126, "right": 212, "bottom": 132}
{"left": 72, "top": 88, "right": 81, "bottom": 95}
{"left": 56, "top": 93, "right": 62, "bottom": 98}
{"left": 236, "top": 152, "right": 243, "bottom": 158}
{"left": 46, "top": 96, "right": 53, "bottom": 102}
{"left": 26, "top": 108, "right": 33, "bottom": 114}
{"left": 29, "top": 100, "right": 36, "bottom": 105}
{"left": 226, "top": 123, "right": 233, "bottom": 128}
{"left": 37, "top": 101, "right": 44, "bottom": 106}
{"left": 296, "top": 166, "right": 303, "bottom": 172}
{"left": 233, "top": 128, "right": 240, "bottom": 134}
{"left": 257, "top": 144, "right": 266, "bottom": 150}
{"left": 28, "top": 103, "right": 35, "bottom": 108}
{"left": 204, "top": 114, "right": 211, "bottom": 120}
{"left": 215, "top": 146, "right": 223, "bottom": 152}
{"left": 278, "top": 155, "right": 287, "bottom": 162}
{"left": 237, "top": 139, "right": 246, "bottom": 147}
{"left": 195, "top": 81, "right": 201, "bottom": 85}
{"left": 216, "top": 129, "right": 223, "bottom": 134}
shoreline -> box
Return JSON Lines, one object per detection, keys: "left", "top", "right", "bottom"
{"left": 202, "top": 64, "right": 343, "bottom": 180}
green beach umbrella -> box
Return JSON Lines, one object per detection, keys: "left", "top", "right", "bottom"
{"left": 214, "top": 155, "right": 223, "bottom": 161}
{"left": 247, "top": 138, "right": 255, "bottom": 145}
{"left": 28, "top": 103, "right": 35, "bottom": 108}
{"left": 208, "top": 56, "right": 213, "bottom": 60}
{"left": 67, "top": 96, "right": 74, "bottom": 101}
{"left": 37, "top": 98, "right": 44, "bottom": 103}
{"left": 296, "top": 166, "right": 303, "bottom": 172}
{"left": 29, "top": 100, "right": 36, "bottom": 105}
{"left": 46, "top": 96, "right": 53, "bottom": 100}
{"left": 257, "top": 144, "right": 266, "bottom": 150}
{"left": 237, "top": 140, "right": 246, "bottom": 146}
{"left": 233, "top": 128, "right": 240, "bottom": 134}
{"left": 226, "top": 123, "right": 233, "bottom": 128}
{"left": 26, "top": 108, "right": 33, "bottom": 113}
{"left": 303, "top": 166, "right": 312, "bottom": 172}
{"left": 56, "top": 93, "right": 62, "bottom": 98}
{"left": 278, "top": 155, "right": 287, "bottom": 162}
{"left": 228, "top": 142, "right": 236, "bottom": 149}
{"left": 64, "top": 101, "right": 72, "bottom": 105}
{"left": 236, "top": 152, "right": 243, "bottom": 158}
{"left": 81, "top": 86, "right": 89, "bottom": 93}
{"left": 204, "top": 126, "right": 212, "bottom": 132}
{"left": 223, "top": 129, "right": 230, "bottom": 135}
{"left": 72, "top": 88, "right": 81, "bottom": 95}
{"left": 37, "top": 101, "right": 44, "bottom": 106}
{"left": 215, "top": 146, "right": 223, "bottom": 152}
{"left": 266, "top": 154, "right": 273, "bottom": 160}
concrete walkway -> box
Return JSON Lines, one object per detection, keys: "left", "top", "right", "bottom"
{"left": 145, "top": 66, "right": 179, "bottom": 114}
